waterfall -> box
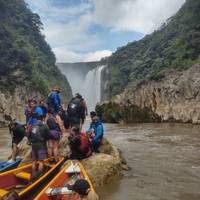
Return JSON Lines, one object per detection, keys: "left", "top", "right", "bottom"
{"left": 82, "top": 65, "right": 105, "bottom": 112}
{"left": 57, "top": 63, "right": 106, "bottom": 112}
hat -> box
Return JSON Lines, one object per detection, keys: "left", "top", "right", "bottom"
{"left": 68, "top": 179, "right": 90, "bottom": 196}
{"left": 52, "top": 86, "right": 61, "bottom": 92}
{"left": 75, "top": 93, "right": 82, "bottom": 98}
{"left": 90, "top": 111, "right": 97, "bottom": 117}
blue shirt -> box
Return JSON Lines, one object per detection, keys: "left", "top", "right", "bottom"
{"left": 28, "top": 106, "right": 43, "bottom": 126}
{"left": 87, "top": 119, "right": 104, "bottom": 144}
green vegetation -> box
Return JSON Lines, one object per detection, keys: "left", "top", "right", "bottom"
{"left": 96, "top": 102, "right": 161, "bottom": 123}
{"left": 0, "top": 0, "right": 72, "bottom": 99}
{"left": 106, "top": 0, "right": 200, "bottom": 97}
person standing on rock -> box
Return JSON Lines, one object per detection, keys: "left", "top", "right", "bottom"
{"left": 86, "top": 111, "right": 104, "bottom": 153}
{"left": 67, "top": 93, "right": 87, "bottom": 130}
{"left": 8, "top": 120, "right": 25, "bottom": 163}
{"left": 45, "top": 109, "right": 64, "bottom": 163}
{"left": 26, "top": 100, "right": 43, "bottom": 136}
{"left": 29, "top": 115, "right": 49, "bottom": 178}
{"left": 47, "top": 86, "right": 61, "bottom": 114}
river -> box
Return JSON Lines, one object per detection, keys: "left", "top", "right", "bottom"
{"left": 1, "top": 123, "right": 200, "bottom": 200}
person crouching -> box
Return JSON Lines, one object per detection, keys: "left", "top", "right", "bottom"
{"left": 29, "top": 115, "right": 49, "bottom": 178}
{"left": 86, "top": 111, "right": 104, "bottom": 153}
{"left": 68, "top": 127, "right": 92, "bottom": 160}
{"left": 8, "top": 120, "right": 25, "bottom": 163}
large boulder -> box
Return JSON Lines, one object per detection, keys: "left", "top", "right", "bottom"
{"left": 16, "top": 136, "right": 125, "bottom": 187}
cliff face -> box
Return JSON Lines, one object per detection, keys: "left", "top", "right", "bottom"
{"left": 99, "top": 64, "right": 200, "bottom": 124}
{"left": 0, "top": 87, "right": 43, "bottom": 126}
{"left": 99, "top": 0, "right": 200, "bottom": 124}
{"left": 0, "top": 0, "right": 72, "bottom": 124}
{"left": 102, "top": 0, "right": 200, "bottom": 99}
{"left": 121, "top": 64, "right": 200, "bottom": 123}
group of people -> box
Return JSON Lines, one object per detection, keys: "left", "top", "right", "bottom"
{"left": 9, "top": 86, "right": 104, "bottom": 179}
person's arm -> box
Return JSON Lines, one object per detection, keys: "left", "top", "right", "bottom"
{"left": 92, "top": 125, "right": 103, "bottom": 143}
{"left": 83, "top": 100, "right": 88, "bottom": 116}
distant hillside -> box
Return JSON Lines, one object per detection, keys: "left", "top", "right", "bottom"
{"left": 0, "top": 0, "right": 72, "bottom": 99}
{"left": 104, "top": 0, "right": 200, "bottom": 98}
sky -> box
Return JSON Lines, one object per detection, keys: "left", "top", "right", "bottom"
{"left": 25, "top": 0, "right": 185, "bottom": 63}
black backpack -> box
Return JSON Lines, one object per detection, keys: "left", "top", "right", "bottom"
{"left": 67, "top": 98, "right": 83, "bottom": 117}
{"left": 30, "top": 124, "right": 45, "bottom": 143}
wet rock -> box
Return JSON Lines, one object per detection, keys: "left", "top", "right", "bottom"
{"left": 98, "top": 64, "right": 200, "bottom": 124}
{"left": 17, "top": 137, "right": 125, "bottom": 187}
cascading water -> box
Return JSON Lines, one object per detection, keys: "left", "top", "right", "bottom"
{"left": 82, "top": 65, "right": 105, "bottom": 112}
{"left": 58, "top": 63, "right": 106, "bottom": 111}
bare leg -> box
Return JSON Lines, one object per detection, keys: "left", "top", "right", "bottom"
{"left": 11, "top": 144, "right": 18, "bottom": 160}
{"left": 38, "top": 161, "right": 44, "bottom": 172}
{"left": 32, "top": 161, "right": 37, "bottom": 172}
{"left": 47, "top": 140, "right": 53, "bottom": 160}
{"left": 53, "top": 141, "right": 59, "bottom": 162}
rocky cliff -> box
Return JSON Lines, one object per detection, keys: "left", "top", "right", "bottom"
{"left": 98, "top": 64, "right": 200, "bottom": 124}
{"left": 99, "top": 0, "right": 200, "bottom": 124}
{"left": 0, "top": 0, "right": 72, "bottom": 125}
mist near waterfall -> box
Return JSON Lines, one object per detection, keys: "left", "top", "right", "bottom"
{"left": 57, "top": 63, "right": 105, "bottom": 112}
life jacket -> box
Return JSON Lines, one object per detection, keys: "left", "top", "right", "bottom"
{"left": 79, "top": 133, "right": 92, "bottom": 157}
{"left": 30, "top": 123, "right": 45, "bottom": 143}
{"left": 67, "top": 98, "right": 84, "bottom": 117}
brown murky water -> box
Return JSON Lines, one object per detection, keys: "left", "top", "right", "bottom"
{"left": 97, "top": 123, "right": 200, "bottom": 200}
{"left": 1, "top": 123, "right": 200, "bottom": 200}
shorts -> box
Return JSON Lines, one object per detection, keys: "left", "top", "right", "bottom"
{"left": 32, "top": 146, "right": 47, "bottom": 161}
{"left": 12, "top": 136, "right": 24, "bottom": 145}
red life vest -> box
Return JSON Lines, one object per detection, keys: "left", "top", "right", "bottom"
{"left": 79, "top": 133, "right": 92, "bottom": 157}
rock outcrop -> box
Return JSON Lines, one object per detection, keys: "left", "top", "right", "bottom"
{"left": 0, "top": 87, "right": 42, "bottom": 127}
{"left": 17, "top": 136, "right": 124, "bottom": 187}
{"left": 99, "top": 64, "right": 200, "bottom": 124}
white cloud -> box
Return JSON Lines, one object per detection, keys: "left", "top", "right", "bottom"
{"left": 92, "top": 0, "right": 185, "bottom": 34}
{"left": 84, "top": 50, "right": 112, "bottom": 62}
{"left": 53, "top": 47, "right": 112, "bottom": 63}
{"left": 26, "top": 0, "right": 186, "bottom": 62}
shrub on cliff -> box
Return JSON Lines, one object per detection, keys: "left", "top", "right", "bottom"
{"left": 105, "top": 0, "right": 200, "bottom": 98}
{"left": 0, "top": 0, "right": 72, "bottom": 99}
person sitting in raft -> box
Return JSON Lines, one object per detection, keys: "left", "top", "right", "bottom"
{"left": 29, "top": 115, "right": 50, "bottom": 178}
{"left": 68, "top": 126, "right": 92, "bottom": 160}
{"left": 67, "top": 179, "right": 99, "bottom": 200}
{"left": 45, "top": 109, "right": 63, "bottom": 163}
{"left": 8, "top": 120, "right": 25, "bottom": 163}
{"left": 86, "top": 111, "right": 104, "bottom": 153}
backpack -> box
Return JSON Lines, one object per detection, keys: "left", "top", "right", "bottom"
{"left": 30, "top": 124, "right": 45, "bottom": 143}
{"left": 67, "top": 98, "right": 83, "bottom": 117}
{"left": 47, "top": 115, "right": 61, "bottom": 140}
